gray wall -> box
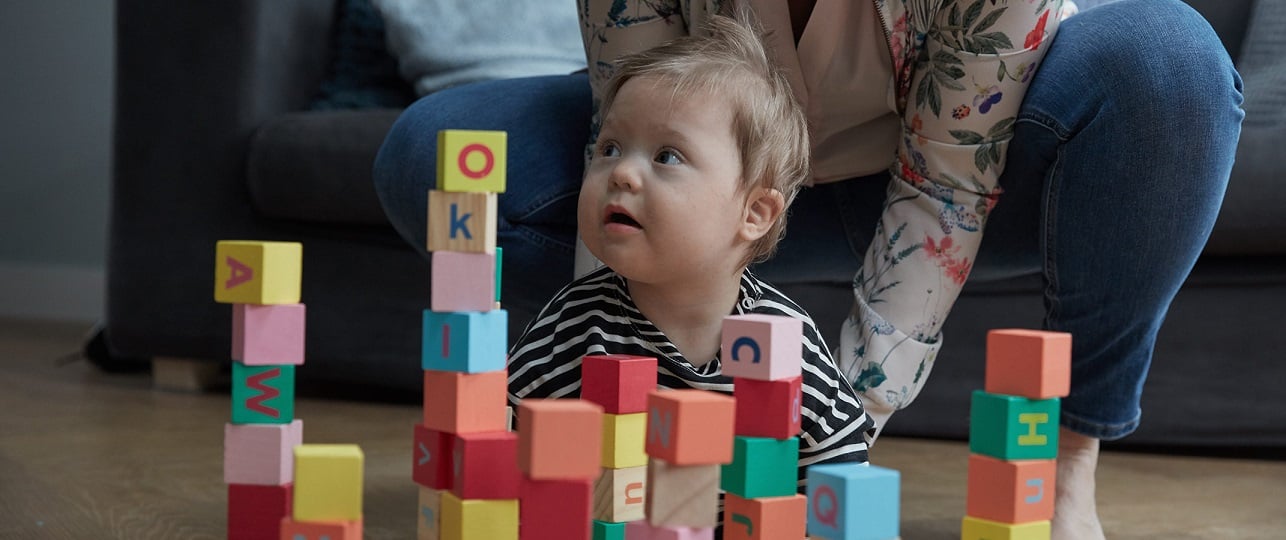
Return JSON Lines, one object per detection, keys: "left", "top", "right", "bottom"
{"left": 0, "top": 1, "right": 113, "bottom": 322}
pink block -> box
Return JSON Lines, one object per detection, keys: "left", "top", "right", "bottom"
{"left": 720, "top": 315, "right": 802, "bottom": 381}
{"left": 626, "top": 521, "right": 712, "bottom": 540}
{"left": 232, "top": 303, "right": 305, "bottom": 366}
{"left": 431, "top": 251, "right": 496, "bottom": 312}
{"left": 224, "top": 420, "right": 303, "bottom": 485}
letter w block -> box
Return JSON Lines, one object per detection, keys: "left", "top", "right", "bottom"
{"left": 231, "top": 362, "right": 295, "bottom": 424}
{"left": 427, "top": 190, "right": 497, "bottom": 254}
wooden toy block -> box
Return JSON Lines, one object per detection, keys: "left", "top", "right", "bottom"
{"left": 427, "top": 190, "right": 498, "bottom": 253}
{"left": 228, "top": 483, "right": 291, "bottom": 540}
{"left": 723, "top": 493, "right": 807, "bottom": 540}
{"left": 645, "top": 390, "right": 735, "bottom": 465}
{"left": 231, "top": 362, "right": 295, "bottom": 425}
{"left": 960, "top": 516, "right": 1051, "bottom": 540}
{"left": 592, "top": 465, "right": 647, "bottom": 523}
{"left": 593, "top": 520, "right": 626, "bottom": 540}
{"left": 602, "top": 412, "right": 648, "bottom": 468}
{"left": 518, "top": 399, "right": 604, "bottom": 480}
{"left": 422, "top": 310, "right": 508, "bottom": 373}
{"left": 214, "top": 240, "right": 302, "bottom": 305}
{"left": 721, "top": 436, "right": 799, "bottom": 499}
{"left": 720, "top": 315, "right": 802, "bottom": 381}
{"left": 279, "top": 518, "right": 361, "bottom": 540}
{"left": 495, "top": 246, "right": 503, "bottom": 302}
{"left": 453, "top": 431, "right": 521, "bottom": 500}
{"left": 806, "top": 463, "right": 899, "bottom": 540}
{"left": 437, "top": 129, "right": 507, "bottom": 193}
{"left": 966, "top": 454, "right": 1056, "bottom": 524}
{"left": 581, "top": 354, "right": 658, "bottom": 414}
{"left": 422, "top": 370, "right": 508, "bottom": 434}
{"left": 419, "top": 487, "right": 443, "bottom": 540}
{"left": 224, "top": 420, "right": 303, "bottom": 485}
{"left": 969, "top": 390, "right": 1060, "bottom": 460}
{"left": 733, "top": 376, "right": 802, "bottom": 439}
{"left": 519, "top": 477, "right": 593, "bottom": 540}
{"left": 232, "top": 303, "right": 305, "bottom": 366}
{"left": 413, "top": 424, "right": 458, "bottom": 490}
{"left": 985, "top": 329, "right": 1072, "bottom": 399}
{"left": 439, "top": 491, "right": 518, "bottom": 540}
{"left": 625, "top": 522, "right": 714, "bottom": 540}
{"left": 645, "top": 458, "right": 720, "bottom": 528}
{"left": 293, "top": 444, "right": 364, "bottom": 522}
{"left": 431, "top": 251, "right": 497, "bottom": 312}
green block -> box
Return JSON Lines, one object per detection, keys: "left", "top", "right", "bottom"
{"left": 231, "top": 362, "right": 295, "bottom": 424}
{"left": 969, "top": 390, "right": 1059, "bottom": 460}
{"left": 592, "top": 519, "right": 625, "bottom": 540}
{"left": 495, "top": 246, "right": 503, "bottom": 302}
{"left": 720, "top": 436, "right": 798, "bottom": 498}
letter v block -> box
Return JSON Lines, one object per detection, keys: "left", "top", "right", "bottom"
{"left": 413, "top": 424, "right": 458, "bottom": 490}
{"left": 645, "top": 390, "right": 735, "bottom": 465}
{"left": 985, "top": 329, "right": 1072, "bottom": 399}
{"left": 720, "top": 315, "right": 802, "bottom": 381}
{"left": 293, "top": 444, "right": 364, "bottom": 522}
{"left": 431, "top": 251, "right": 496, "bottom": 312}
{"left": 723, "top": 493, "right": 806, "bottom": 540}
{"left": 214, "top": 240, "right": 301, "bottom": 305}
{"left": 581, "top": 354, "right": 657, "bottom": 414}
{"left": 518, "top": 399, "right": 604, "bottom": 480}
{"left": 231, "top": 303, "right": 305, "bottom": 366}
{"left": 969, "top": 390, "right": 1060, "bottom": 460}
{"left": 223, "top": 420, "right": 303, "bottom": 485}
{"left": 806, "top": 464, "right": 899, "bottom": 540}
{"left": 427, "top": 190, "right": 497, "bottom": 253}
{"left": 437, "top": 129, "right": 507, "bottom": 193}
{"left": 966, "top": 454, "right": 1056, "bottom": 524}
{"left": 231, "top": 362, "right": 294, "bottom": 424}
{"left": 421, "top": 310, "right": 507, "bottom": 373}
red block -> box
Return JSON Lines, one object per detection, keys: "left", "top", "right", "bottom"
{"left": 413, "top": 424, "right": 457, "bottom": 490}
{"left": 733, "top": 377, "right": 802, "bottom": 439}
{"left": 519, "top": 477, "right": 593, "bottom": 540}
{"left": 422, "top": 369, "right": 508, "bottom": 434}
{"left": 454, "top": 431, "right": 521, "bottom": 499}
{"left": 645, "top": 390, "right": 736, "bottom": 465}
{"left": 581, "top": 354, "right": 657, "bottom": 414}
{"left": 278, "top": 518, "right": 361, "bottom": 540}
{"left": 228, "top": 483, "right": 292, "bottom": 540}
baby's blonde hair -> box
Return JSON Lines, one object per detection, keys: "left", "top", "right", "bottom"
{"left": 597, "top": 4, "right": 810, "bottom": 267}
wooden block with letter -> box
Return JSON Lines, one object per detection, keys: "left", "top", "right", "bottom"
{"left": 431, "top": 251, "right": 496, "bottom": 312}
{"left": 422, "top": 370, "right": 508, "bottom": 434}
{"left": 969, "top": 390, "right": 1060, "bottom": 460}
{"left": 214, "top": 240, "right": 301, "bottom": 305}
{"left": 437, "top": 130, "right": 507, "bottom": 193}
{"left": 519, "top": 477, "right": 593, "bottom": 540}
{"left": 581, "top": 354, "right": 658, "bottom": 414}
{"left": 439, "top": 491, "right": 518, "bottom": 540}
{"left": 427, "top": 190, "right": 497, "bottom": 253}
{"left": 224, "top": 420, "right": 303, "bottom": 485}
{"left": 518, "top": 399, "right": 604, "bottom": 480}
{"left": 227, "top": 483, "right": 291, "bottom": 540}
{"left": 960, "top": 516, "right": 1051, "bottom": 540}
{"left": 279, "top": 518, "right": 361, "bottom": 540}
{"left": 232, "top": 303, "right": 305, "bottom": 366}
{"left": 645, "top": 458, "right": 720, "bottom": 528}
{"left": 720, "top": 314, "right": 802, "bottom": 381}
{"left": 806, "top": 463, "right": 900, "bottom": 540}
{"left": 645, "top": 390, "right": 735, "bottom": 465}
{"left": 231, "top": 362, "right": 295, "bottom": 424}
{"left": 292, "top": 444, "right": 364, "bottom": 522}
{"left": 626, "top": 521, "right": 714, "bottom": 540}
{"left": 421, "top": 310, "right": 507, "bottom": 373}
{"left": 721, "top": 436, "right": 799, "bottom": 499}
{"left": 985, "top": 329, "right": 1071, "bottom": 399}
{"left": 733, "top": 376, "right": 802, "bottom": 439}
{"left": 723, "top": 493, "right": 807, "bottom": 540}
{"left": 418, "top": 487, "right": 443, "bottom": 540}
{"left": 453, "top": 431, "right": 520, "bottom": 500}
{"left": 966, "top": 454, "right": 1056, "bottom": 524}
{"left": 592, "top": 520, "right": 626, "bottom": 540}
{"left": 593, "top": 465, "right": 647, "bottom": 523}
{"left": 602, "top": 412, "right": 647, "bottom": 469}
{"left": 413, "top": 424, "right": 458, "bottom": 490}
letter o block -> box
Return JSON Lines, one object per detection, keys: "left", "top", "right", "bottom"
{"left": 961, "top": 516, "right": 1051, "bottom": 540}
{"left": 214, "top": 240, "right": 301, "bottom": 305}
{"left": 645, "top": 390, "right": 736, "bottom": 465}
{"left": 985, "top": 329, "right": 1072, "bottom": 399}
{"left": 969, "top": 390, "right": 1060, "bottom": 460}
{"left": 427, "top": 190, "right": 497, "bottom": 253}
{"left": 437, "top": 130, "right": 507, "bottom": 193}
{"left": 518, "top": 399, "right": 604, "bottom": 480}
{"left": 720, "top": 315, "right": 802, "bottom": 381}
{"left": 966, "top": 454, "right": 1056, "bottom": 524}
{"left": 723, "top": 493, "right": 806, "bottom": 540}
{"left": 806, "top": 464, "right": 899, "bottom": 540}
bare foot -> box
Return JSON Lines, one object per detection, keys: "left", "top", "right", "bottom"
{"left": 1053, "top": 427, "right": 1106, "bottom": 540}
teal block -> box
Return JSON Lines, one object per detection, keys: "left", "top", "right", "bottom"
{"left": 494, "top": 246, "right": 503, "bottom": 302}
{"left": 806, "top": 463, "right": 899, "bottom": 540}
{"left": 421, "top": 309, "right": 507, "bottom": 373}
{"left": 230, "top": 362, "right": 294, "bottom": 424}
{"left": 720, "top": 436, "right": 798, "bottom": 498}
{"left": 592, "top": 520, "right": 625, "bottom": 540}
{"left": 969, "top": 390, "right": 1060, "bottom": 460}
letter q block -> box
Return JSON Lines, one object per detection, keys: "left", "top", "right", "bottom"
{"left": 437, "top": 129, "right": 507, "bottom": 193}
{"left": 421, "top": 310, "right": 507, "bottom": 373}
{"left": 518, "top": 399, "right": 604, "bottom": 480}
{"left": 431, "top": 251, "right": 496, "bottom": 312}
{"left": 966, "top": 454, "right": 1056, "bottom": 524}
{"left": 720, "top": 315, "right": 802, "bottom": 381}
{"left": 214, "top": 240, "right": 301, "bottom": 305}
{"left": 427, "top": 190, "right": 497, "bottom": 253}
{"left": 231, "top": 303, "right": 305, "bottom": 366}
{"left": 985, "top": 329, "right": 1071, "bottom": 399}
{"left": 806, "top": 464, "right": 899, "bottom": 540}
{"left": 581, "top": 354, "right": 657, "bottom": 414}
{"left": 969, "top": 390, "right": 1060, "bottom": 460}
{"left": 292, "top": 444, "right": 364, "bottom": 521}
{"left": 645, "top": 390, "right": 736, "bottom": 465}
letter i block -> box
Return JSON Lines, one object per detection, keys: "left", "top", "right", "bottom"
{"left": 518, "top": 399, "right": 604, "bottom": 480}
{"left": 214, "top": 240, "right": 301, "bottom": 305}
{"left": 581, "top": 354, "right": 658, "bottom": 414}
{"left": 519, "top": 477, "right": 594, "bottom": 540}
{"left": 733, "top": 376, "right": 802, "bottom": 439}
{"left": 440, "top": 491, "right": 518, "bottom": 540}
{"left": 413, "top": 424, "right": 458, "bottom": 490}
{"left": 232, "top": 303, "right": 305, "bottom": 366}
{"left": 602, "top": 412, "right": 647, "bottom": 468}
{"left": 969, "top": 390, "right": 1060, "bottom": 460}
{"left": 422, "top": 310, "right": 508, "bottom": 373}
{"left": 985, "top": 329, "right": 1072, "bottom": 399}
{"left": 593, "top": 465, "right": 647, "bottom": 523}
{"left": 223, "top": 420, "right": 303, "bottom": 485}
{"left": 231, "top": 362, "right": 295, "bottom": 425}
{"left": 437, "top": 130, "right": 507, "bottom": 193}
{"left": 292, "top": 444, "right": 364, "bottom": 522}
{"left": 806, "top": 463, "right": 900, "bottom": 540}
{"left": 423, "top": 370, "right": 508, "bottom": 434}
{"left": 419, "top": 487, "right": 443, "bottom": 540}
{"left": 721, "top": 436, "right": 799, "bottom": 499}
{"left": 723, "top": 493, "right": 807, "bottom": 540}
{"left": 592, "top": 520, "right": 626, "bottom": 540}
{"left": 431, "top": 251, "right": 497, "bottom": 312}
{"left": 645, "top": 390, "right": 736, "bottom": 465}
{"left": 453, "top": 431, "right": 520, "bottom": 500}
{"left": 960, "top": 516, "right": 1051, "bottom": 540}
{"left": 227, "top": 483, "right": 291, "bottom": 540}
{"left": 966, "top": 454, "right": 1056, "bottom": 524}
{"left": 279, "top": 519, "right": 362, "bottom": 539}
{"left": 427, "top": 190, "right": 498, "bottom": 253}
{"left": 646, "top": 458, "right": 721, "bottom": 528}
{"left": 720, "top": 315, "right": 802, "bottom": 381}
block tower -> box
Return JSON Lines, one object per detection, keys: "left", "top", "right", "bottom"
{"left": 582, "top": 354, "right": 658, "bottom": 539}
{"left": 516, "top": 398, "right": 605, "bottom": 540}
{"left": 216, "top": 240, "right": 305, "bottom": 540}
{"left": 415, "top": 129, "right": 517, "bottom": 540}
{"left": 961, "top": 329, "right": 1071, "bottom": 540}
{"left": 282, "top": 444, "right": 365, "bottom": 538}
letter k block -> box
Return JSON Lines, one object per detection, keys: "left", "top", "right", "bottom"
{"left": 427, "top": 190, "right": 497, "bottom": 254}
{"left": 231, "top": 362, "right": 295, "bottom": 424}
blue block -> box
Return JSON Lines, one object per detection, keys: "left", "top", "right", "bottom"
{"left": 421, "top": 309, "right": 507, "bottom": 373}
{"left": 806, "top": 463, "right": 899, "bottom": 540}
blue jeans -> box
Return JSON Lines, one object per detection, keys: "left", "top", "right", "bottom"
{"left": 374, "top": 0, "right": 1244, "bottom": 440}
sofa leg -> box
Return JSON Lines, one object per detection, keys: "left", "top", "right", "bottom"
{"left": 151, "top": 357, "right": 224, "bottom": 392}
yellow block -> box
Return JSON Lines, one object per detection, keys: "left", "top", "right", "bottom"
{"left": 602, "top": 412, "right": 648, "bottom": 468}
{"left": 440, "top": 491, "right": 518, "bottom": 540}
{"left": 437, "top": 130, "right": 507, "bottom": 193}
{"left": 961, "top": 516, "right": 1051, "bottom": 540}
{"left": 293, "top": 444, "right": 363, "bottom": 521}
{"left": 214, "top": 240, "right": 302, "bottom": 304}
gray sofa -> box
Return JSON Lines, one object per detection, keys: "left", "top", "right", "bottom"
{"left": 107, "top": 0, "right": 1283, "bottom": 452}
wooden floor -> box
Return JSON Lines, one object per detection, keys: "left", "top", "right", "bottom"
{"left": 2, "top": 318, "right": 1284, "bottom": 540}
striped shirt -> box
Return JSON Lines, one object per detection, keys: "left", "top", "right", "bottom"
{"left": 508, "top": 266, "right": 877, "bottom": 485}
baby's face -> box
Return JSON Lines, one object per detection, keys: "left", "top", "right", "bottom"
{"left": 579, "top": 76, "right": 750, "bottom": 286}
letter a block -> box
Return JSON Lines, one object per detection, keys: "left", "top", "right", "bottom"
{"left": 581, "top": 354, "right": 658, "bottom": 414}
{"left": 419, "top": 487, "right": 443, "bottom": 540}
{"left": 969, "top": 390, "right": 1060, "bottom": 460}
{"left": 453, "top": 431, "right": 521, "bottom": 500}
{"left": 279, "top": 519, "right": 361, "bottom": 540}
{"left": 720, "top": 315, "right": 802, "bottom": 381}
{"left": 427, "top": 190, "right": 498, "bottom": 253}
{"left": 438, "top": 130, "right": 507, "bottom": 193}
{"left": 293, "top": 444, "right": 364, "bottom": 521}
{"left": 431, "top": 251, "right": 496, "bottom": 312}
{"left": 721, "top": 436, "right": 799, "bottom": 499}
{"left": 645, "top": 458, "right": 720, "bottom": 528}
{"left": 423, "top": 370, "right": 508, "bottom": 434}
{"left": 723, "top": 493, "right": 807, "bottom": 540}
{"left": 440, "top": 492, "right": 518, "bottom": 540}
{"left": 227, "top": 483, "right": 291, "bottom": 540}
{"left": 413, "top": 424, "right": 458, "bottom": 490}
{"left": 518, "top": 399, "right": 604, "bottom": 480}
{"left": 422, "top": 310, "right": 507, "bottom": 373}
{"left": 806, "top": 463, "right": 899, "bottom": 540}
{"left": 733, "top": 376, "right": 802, "bottom": 439}
{"left": 232, "top": 303, "right": 305, "bottom": 366}
{"left": 985, "top": 329, "right": 1072, "bottom": 399}
{"left": 519, "top": 477, "right": 594, "bottom": 540}
{"left": 645, "top": 390, "right": 735, "bottom": 465}
{"left": 214, "top": 240, "right": 301, "bottom": 305}
{"left": 602, "top": 412, "right": 648, "bottom": 468}
{"left": 231, "top": 362, "right": 295, "bottom": 425}
{"left": 966, "top": 454, "right": 1056, "bottom": 524}
{"left": 223, "top": 420, "right": 303, "bottom": 485}
{"left": 960, "top": 516, "right": 1051, "bottom": 540}
{"left": 593, "top": 465, "right": 647, "bottom": 523}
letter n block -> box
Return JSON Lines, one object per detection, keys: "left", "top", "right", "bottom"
{"left": 720, "top": 315, "right": 802, "bottom": 381}
{"left": 279, "top": 519, "right": 361, "bottom": 539}
{"left": 960, "top": 516, "right": 1051, "bottom": 540}
{"left": 292, "top": 444, "right": 364, "bottom": 522}
{"left": 437, "top": 129, "right": 507, "bottom": 193}
{"left": 518, "top": 399, "right": 604, "bottom": 480}
{"left": 223, "top": 420, "right": 302, "bottom": 485}
{"left": 232, "top": 303, "right": 305, "bottom": 366}
{"left": 645, "top": 458, "right": 720, "bottom": 528}
{"left": 985, "top": 329, "right": 1072, "bottom": 399}
{"left": 806, "top": 464, "right": 899, "bottom": 540}
{"left": 519, "top": 477, "right": 593, "bottom": 540}
{"left": 422, "top": 370, "right": 508, "bottom": 434}
{"left": 645, "top": 390, "right": 735, "bottom": 465}
{"left": 969, "top": 390, "right": 1060, "bottom": 460}
{"left": 593, "top": 465, "right": 647, "bottom": 523}
{"left": 431, "top": 251, "right": 497, "bottom": 312}
{"left": 413, "top": 424, "right": 458, "bottom": 490}
{"left": 227, "top": 483, "right": 291, "bottom": 540}
{"left": 419, "top": 487, "right": 443, "bottom": 540}
{"left": 453, "top": 431, "right": 520, "bottom": 500}
{"left": 231, "top": 362, "right": 294, "bottom": 425}
{"left": 428, "top": 190, "right": 497, "bottom": 254}
{"left": 723, "top": 493, "right": 806, "bottom": 540}
{"left": 581, "top": 354, "right": 658, "bottom": 414}
{"left": 592, "top": 520, "right": 626, "bottom": 540}
{"left": 721, "top": 436, "right": 799, "bottom": 499}
{"left": 214, "top": 240, "right": 301, "bottom": 305}
{"left": 422, "top": 310, "right": 507, "bottom": 373}
{"left": 733, "top": 376, "right": 802, "bottom": 439}
{"left": 440, "top": 491, "right": 518, "bottom": 540}
{"left": 602, "top": 412, "right": 647, "bottom": 468}
{"left": 966, "top": 454, "right": 1056, "bottom": 524}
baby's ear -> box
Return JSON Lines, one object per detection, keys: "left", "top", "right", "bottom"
{"left": 740, "top": 185, "right": 785, "bottom": 242}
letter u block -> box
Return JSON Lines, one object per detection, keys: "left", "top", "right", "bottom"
{"left": 733, "top": 376, "right": 802, "bottom": 439}
{"left": 292, "top": 444, "right": 364, "bottom": 521}
{"left": 227, "top": 483, "right": 291, "bottom": 540}
{"left": 453, "top": 431, "right": 520, "bottom": 500}
{"left": 431, "top": 251, "right": 497, "bottom": 312}
{"left": 214, "top": 240, "right": 301, "bottom": 305}
{"left": 723, "top": 493, "right": 807, "bottom": 540}
{"left": 985, "top": 329, "right": 1072, "bottom": 399}
{"left": 806, "top": 463, "right": 899, "bottom": 540}
{"left": 422, "top": 370, "right": 508, "bottom": 434}
{"left": 518, "top": 399, "right": 604, "bottom": 480}
{"left": 966, "top": 454, "right": 1056, "bottom": 524}
{"left": 602, "top": 412, "right": 648, "bottom": 468}
{"left": 223, "top": 420, "right": 302, "bottom": 485}
{"left": 413, "top": 424, "right": 458, "bottom": 490}
{"left": 593, "top": 465, "right": 647, "bottom": 523}
{"left": 419, "top": 487, "right": 443, "bottom": 540}
{"left": 279, "top": 518, "right": 361, "bottom": 540}
{"left": 440, "top": 491, "right": 518, "bottom": 540}
{"left": 720, "top": 315, "right": 802, "bottom": 381}
{"left": 232, "top": 303, "right": 305, "bottom": 366}
{"left": 437, "top": 129, "right": 507, "bottom": 193}
{"left": 645, "top": 390, "right": 736, "bottom": 465}
{"left": 960, "top": 516, "right": 1051, "bottom": 540}
{"left": 231, "top": 362, "right": 295, "bottom": 425}
{"left": 421, "top": 310, "right": 507, "bottom": 373}
{"left": 427, "top": 190, "right": 497, "bottom": 253}
{"left": 721, "top": 436, "right": 799, "bottom": 499}
{"left": 969, "top": 390, "right": 1060, "bottom": 460}
{"left": 519, "top": 477, "right": 594, "bottom": 540}
{"left": 581, "top": 354, "right": 658, "bottom": 414}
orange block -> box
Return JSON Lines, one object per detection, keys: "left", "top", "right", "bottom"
{"left": 645, "top": 390, "right": 736, "bottom": 465}
{"left": 422, "top": 370, "right": 508, "bottom": 434}
{"left": 966, "top": 454, "right": 1056, "bottom": 524}
{"left": 279, "top": 518, "right": 361, "bottom": 540}
{"left": 985, "top": 329, "right": 1071, "bottom": 399}
{"left": 518, "top": 399, "right": 604, "bottom": 480}
{"left": 723, "top": 493, "right": 806, "bottom": 540}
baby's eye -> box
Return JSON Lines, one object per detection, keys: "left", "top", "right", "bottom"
{"left": 598, "top": 142, "right": 621, "bottom": 158}
{"left": 655, "top": 149, "right": 682, "bottom": 165}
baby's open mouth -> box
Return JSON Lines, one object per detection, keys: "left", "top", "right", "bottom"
{"left": 607, "top": 212, "right": 641, "bottom": 228}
